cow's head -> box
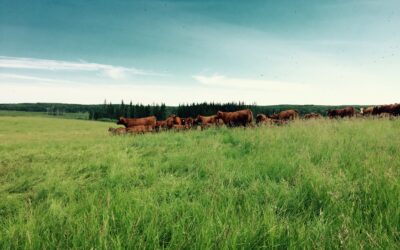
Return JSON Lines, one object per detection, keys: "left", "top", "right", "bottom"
{"left": 216, "top": 111, "right": 223, "bottom": 118}
{"left": 268, "top": 113, "right": 278, "bottom": 119}
{"left": 256, "top": 114, "right": 263, "bottom": 123}
{"left": 116, "top": 117, "right": 127, "bottom": 125}
{"left": 193, "top": 115, "right": 203, "bottom": 125}
{"left": 174, "top": 116, "right": 182, "bottom": 125}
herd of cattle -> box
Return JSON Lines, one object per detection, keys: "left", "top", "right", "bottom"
{"left": 108, "top": 103, "right": 400, "bottom": 135}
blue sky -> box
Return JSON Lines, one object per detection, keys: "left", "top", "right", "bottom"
{"left": 0, "top": 0, "right": 399, "bottom": 104}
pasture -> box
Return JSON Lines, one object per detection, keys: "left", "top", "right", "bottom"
{"left": 0, "top": 115, "right": 399, "bottom": 249}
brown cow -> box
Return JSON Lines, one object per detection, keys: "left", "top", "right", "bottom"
{"left": 126, "top": 125, "right": 153, "bottom": 134}
{"left": 117, "top": 116, "right": 156, "bottom": 128}
{"left": 327, "top": 107, "right": 355, "bottom": 118}
{"left": 268, "top": 110, "right": 299, "bottom": 120}
{"left": 182, "top": 117, "right": 194, "bottom": 129}
{"left": 304, "top": 113, "right": 322, "bottom": 119}
{"left": 256, "top": 114, "right": 272, "bottom": 125}
{"left": 373, "top": 104, "right": 400, "bottom": 116}
{"left": 194, "top": 115, "right": 220, "bottom": 129}
{"left": 108, "top": 127, "right": 127, "bottom": 135}
{"left": 216, "top": 109, "right": 253, "bottom": 127}
{"left": 361, "top": 106, "right": 374, "bottom": 116}
{"left": 166, "top": 115, "right": 183, "bottom": 129}
{"left": 155, "top": 120, "right": 168, "bottom": 132}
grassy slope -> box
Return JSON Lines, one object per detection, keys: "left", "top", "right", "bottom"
{"left": 0, "top": 116, "right": 399, "bottom": 249}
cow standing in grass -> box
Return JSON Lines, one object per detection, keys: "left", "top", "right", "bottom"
{"left": 155, "top": 120, "right": 168, "bottom": 132}
{"left": 194, "top": 115, "right": 222, "bottom": 129}
{"left": 126, "top": 125, "right": 153, "bottom": 134}
{"left": 373, "top": 104, "right": 400, "bottom": 116}
{"left": 268, "top": 110, "right": 299, "bottom": 121}
{"left": 216, "top": 109, "right": 253, "bottom": 127}
{"left": 256, "top": 114, "right": 272, "bottom": 125}
{"left": 108, "top": 127, "right": 127, "bottom": 135}
{"left": 327, "top": 107, "right": 355, "bottom": 118}
{"left": 361, "top": 107, "right": 374, "bottom": 116}
{"left": 117, "top": 116, "right": 156, "bottom": 128}
{"left": 304, "top": 113, "right": 322, "bottom": 119}
{"left": 166, "top": 115, "right": 183, "bottom": 129}
{"left": 182, "top": 117, "right": 194, "bottom": 129}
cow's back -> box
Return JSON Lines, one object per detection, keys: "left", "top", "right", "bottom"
{"left": 125, "top": 116, "right": 156, "bottom": 127}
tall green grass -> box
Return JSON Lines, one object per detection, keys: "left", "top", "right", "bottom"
{"left": 0, "top": 116, "right": 399, "bottom": 249}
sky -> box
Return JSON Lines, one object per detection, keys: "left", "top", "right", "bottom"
{"left": 0, "top": 0, "right": 399, "bottom": 105}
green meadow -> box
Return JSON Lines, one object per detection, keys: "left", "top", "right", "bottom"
{"left": 0, "top": 115, "right": 399, "bottom": 249}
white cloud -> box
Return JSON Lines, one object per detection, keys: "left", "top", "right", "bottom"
{"left": 1, "top": 73, "right": 398, "bottom": 105}
{"left": 193, "top": 74, "right": 309, "bottom": 92}
{"left": 0, "top": 56, "right": 158, "bottom": 79}
{"left": 0, "top": 73, "right": 78, "bottom": 85}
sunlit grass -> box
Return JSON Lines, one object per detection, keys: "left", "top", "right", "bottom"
{"left": 0, "top": 116, "right": 399, "bottom": 249}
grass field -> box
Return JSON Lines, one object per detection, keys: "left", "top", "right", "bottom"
{"left": 0, "top": 110, "right": 89, "bottom": 120}
{"left": 0, "top": 115, "right": 399, "bottom": 249}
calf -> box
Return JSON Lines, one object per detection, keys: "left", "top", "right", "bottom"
{"left": 126, "top": 125, "right": 153, "bottom": 134}
{"left": 256, "top": 114, "right": 272, "bottom": 125}
{"left": 269, "top": 110, "right": 299, "bottom": 120}
{"left": 195, "top": 115, "right": 220, "bottom": 129}
{"left": 108, "top": 127, "right": 127, "bottom": 135}
{"left": 304, "top": 113, "right": 322, "bottom": 119}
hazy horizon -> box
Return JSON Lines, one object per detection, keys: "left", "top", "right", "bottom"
{"left": 0, "top": 101, "right": 381, "bottom": 107}
{"left": 1, "top": 0, "right": 399, "bottom": 105}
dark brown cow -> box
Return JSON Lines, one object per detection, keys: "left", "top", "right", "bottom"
{"left": 373, "top": 104, "right": 400, "bottom": 116}
{"left": 256, "top": 114, "right": 272, "bottom": 125}
{"left": 304, "top": 113, "right": 322, "bottom": 119}
{"left": 327, "top": 107, "right": 355, "bottom": 118}
{"left": 108, "top": 127, "right": 127, "bottom": 135}
{"left": 268, "top": 110, "right": 299, "bottom": 120}
{"left": 216, "top": 109, "right": 253, "bottom": 127}
{"left": 117, "top": 116, "right": 156, "bottom": 128}
{"left": 393, "top": 104, "right": 400, "bottom": 116}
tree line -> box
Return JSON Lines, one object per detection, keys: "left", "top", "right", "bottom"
{"left": 0, "top": 102, "right": 364, "bottom": 121}
{"left": 89, "top": 101, "right": 168, "bottom": 121}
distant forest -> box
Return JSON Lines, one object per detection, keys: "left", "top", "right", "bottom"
{"left": 0, "top": 102, "right": 365, "bottom": 121}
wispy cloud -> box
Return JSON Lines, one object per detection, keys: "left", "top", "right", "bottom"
{"left": 0, "top": 73, "right": 82, "bottom": 85}
{"left": 193, "top": 74, "right": 308, "bottom": 92}
{"left": 0, "top": 56, "right": 161, "bottom": 79}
